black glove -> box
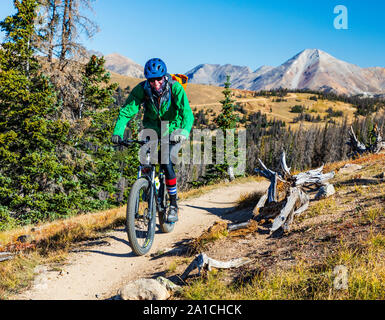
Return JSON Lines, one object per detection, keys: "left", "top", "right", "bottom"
{"left": 111, "top": 135, "right": 122, "bottom": 145}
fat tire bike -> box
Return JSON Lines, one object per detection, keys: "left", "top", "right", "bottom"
{"left": 119, "top": 139, "right": 177, "bottom": 256}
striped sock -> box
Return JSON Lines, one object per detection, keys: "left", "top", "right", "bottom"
{"left": 166, "top": 178, "right": 177, "bottom": 196}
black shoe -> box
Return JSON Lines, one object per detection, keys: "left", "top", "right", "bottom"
{"left": 167, "top": 206, "right": 179, "bottom": 223}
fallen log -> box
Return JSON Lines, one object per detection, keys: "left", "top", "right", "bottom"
{"left": 227, "top": 221, "right": 252, "bottom": 231}
{"left": 181, "top": 253, "right": 252, "bottom": 280}
{"left": 271, "top": 187, "right": 300, "bottom": 233}
{"left": 294, "top": 189, "right": 310, "bottom": 216}
{"left": 0, "top": 252, "right": 14, "bottom": 263}
{"left": 293, "top": 166, "right": 335, "bottom": 187}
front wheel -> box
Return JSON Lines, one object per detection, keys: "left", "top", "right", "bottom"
{"left": 126, "top": 178, "right": 156, "bottom": 256}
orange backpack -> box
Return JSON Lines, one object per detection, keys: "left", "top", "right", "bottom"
{"left": 170, "top": 74, "right": 188, "bottom": 90}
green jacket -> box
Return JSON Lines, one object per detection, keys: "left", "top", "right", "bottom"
{"left": 113, "top": 75, "right": 194, "bottom": 139}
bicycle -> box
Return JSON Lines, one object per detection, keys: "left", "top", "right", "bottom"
{"left": 119, "top": 139, "right": 177, "bottom": 256}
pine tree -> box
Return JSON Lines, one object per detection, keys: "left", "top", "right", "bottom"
{"left": 214, "top": 75, "right": 239, "bottom": 130}
{"left": 80, "top": 55, "right": 118, "bottom": 118}
{"left": 74, "top": 55, "right": 140, "bottom": 207}
{"left": 0, "top": 0, "right": 71, "bottom": 227}
{"left": 202, "top": 75, "right": 240, "bottom": 183}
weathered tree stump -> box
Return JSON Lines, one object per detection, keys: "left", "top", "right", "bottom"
{"left": 253, "top": 151, "right": 335, "bottom": 234}
{"left": 347, "top": 125, "right": 385, "bottom": 158}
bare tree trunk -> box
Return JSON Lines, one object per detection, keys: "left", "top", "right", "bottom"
{"left": 60, "top": 0, "right": 71, "bottom": 63}
{"left": 47, "top": 0, "right": 60, "bottom": 62}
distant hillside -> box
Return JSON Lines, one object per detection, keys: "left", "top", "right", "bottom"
{"left": 105, "top": 53, "right": 144, "bottom": 79}
{"left": 185, "top": 49, "right": 385, "bottom": 96}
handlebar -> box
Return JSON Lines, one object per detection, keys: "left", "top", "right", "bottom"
{"left": 117, "top": 139, "right": 179, "bottom": 148}
{"left": 118, "top": 139, "right": 147, "bottom": 147}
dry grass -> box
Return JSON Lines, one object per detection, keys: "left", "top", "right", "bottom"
{"left": 0, "top": 206, "right": 126, "bottom": 250}
{"left": 0, "top": 206, "right": 127, "bottom": 299}
{"left": 196, "top": 92, "right": 358, "bottom": 131}
{"left": 235, "top": 191, "right": 265, "bottom": 210}
{"left": 180, "top": 152, "right": 385, "bottom": 300}
{"left": 0, "top": 253, "right": 42, "bottom": 299}
{"left": 182, "top": 231, "right": 385, "bottom": 300}
{"left": 324, "top": 152, "right": 385, "bottom": 174}
{"left": 0, "top": 250, "right": 68, "bottom": 299}
{"left": 305, "top": 198, "right": 338, "bottom": 219}
{"left": 166, "top": 257, "right": 193, "bottom": 276}
{"left": 187, "top": 221, "right": 229, "bottom": 255}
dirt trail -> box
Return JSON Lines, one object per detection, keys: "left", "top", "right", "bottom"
{"left": 14, "top": 180, "right": 269, "bottom": 300}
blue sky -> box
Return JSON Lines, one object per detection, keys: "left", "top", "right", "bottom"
{"left": 1, "top": 0, "right": 384, "bottom": 73}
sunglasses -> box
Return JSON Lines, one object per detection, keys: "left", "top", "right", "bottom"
{"left": 148, "top": 77, "right": 164, "bottom": 83}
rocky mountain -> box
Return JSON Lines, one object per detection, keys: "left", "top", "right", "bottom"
{"left": 186, "top": 49, "right": 385, "bottom": 96}
{"left": 185, "top": 64, "right": 253, "bottom": 86}
{"left": 104, "top": 53, "right": 145, "bottom": 79}
{"left": 231, "top": 65, "right": 275, "bottom": 89}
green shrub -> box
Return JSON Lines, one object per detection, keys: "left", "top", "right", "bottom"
{"left": 290, "top": 105, "right": 305, "bottom": 113}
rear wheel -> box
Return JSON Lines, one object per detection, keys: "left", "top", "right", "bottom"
{"left": 126, "top": 178, "right": 156, "bottom": 256}
{"left": 158, "top": 192, "right": 175, "bottom": 234}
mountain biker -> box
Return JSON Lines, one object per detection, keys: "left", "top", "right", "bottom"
{"left": 111, "top": 58, "right": 194, "bottom": 223}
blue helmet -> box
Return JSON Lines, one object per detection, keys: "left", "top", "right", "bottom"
{"left": 144, "top": 58, "right": 167, "bottom": 79}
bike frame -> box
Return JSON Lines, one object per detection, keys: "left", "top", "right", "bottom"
{"left": 120, "top": 138, "right": 177, "bottom": 217}
{"left": 135, "top": 143, "right": 169, "bottom": 217}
